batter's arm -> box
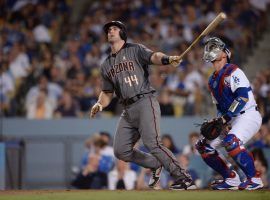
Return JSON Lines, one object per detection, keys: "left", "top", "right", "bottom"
{"left": 90, "top": 91, "right": 113, "bottom": 118}
{"left": 151, "top": 52, "right": 182, "bottom": 67}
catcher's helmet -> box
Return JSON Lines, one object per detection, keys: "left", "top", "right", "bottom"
{"left": 203, "top": 37, "right": 231, "bottom": 63}
{"left": 103, "top": 21, "right": 127, "bottom": 42}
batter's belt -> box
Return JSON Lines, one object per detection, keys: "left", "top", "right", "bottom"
{"left": 120, "top": 91, "right": 155, "bottom": 106}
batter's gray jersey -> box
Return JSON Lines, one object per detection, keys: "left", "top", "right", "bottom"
{"left": 100, "top": 43, "right": 155, "bottom": 100}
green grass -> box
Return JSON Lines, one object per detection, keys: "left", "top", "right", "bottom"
{"left": 0, "top": 190, "right": 269, "bottom": 200}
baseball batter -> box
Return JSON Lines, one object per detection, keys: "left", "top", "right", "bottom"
{"left": 196, "top": 37, "right": 263, "bottom": 190}
{"left": 90, "top": 21, "right": 195, "bottom": 190}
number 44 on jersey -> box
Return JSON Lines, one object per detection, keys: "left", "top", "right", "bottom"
{"left": 124, "top": 75, "right": 139, "bottom": 87}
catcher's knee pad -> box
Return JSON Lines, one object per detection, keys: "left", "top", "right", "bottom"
{"left": 223, "top": 134, "right": 242, "bottom": 155}
{"left": 195, "top": 139, "right": 215, "bottom": 156}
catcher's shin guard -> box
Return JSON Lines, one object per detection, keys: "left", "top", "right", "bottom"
{"left": 195, "top": 139, "right": 232, "bottom": 179}
{"left": 223, "top": 134, "right": 256, "bottom": 178}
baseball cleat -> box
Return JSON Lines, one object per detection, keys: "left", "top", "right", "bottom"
{"left": 149, "top": 166, "right": 163, "bottom": 189}
{"left": 169, "top": 177, "right": 197, "bottom": 190}
{"left": 212, "top": 171, "right": 240, "bottom": 190}
{"left": 239, "top": 177, "right": 264, "bottom": 190}
{"left": 212, "top": 181, "right": 239, "bottom": 190}
{"left": 210, "top": 178, "right": 224, "bottom": 186}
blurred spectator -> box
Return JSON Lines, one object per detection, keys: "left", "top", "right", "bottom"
{"left": 108, "top": 159, "right": 137, "bottom": 190}
{"left": 182, "top": 63, "right": 204, "bottom": 115}
{"left": 26, "top": 75, "right": 62, "bottom": 109}
{"left": 158, "top": 89, "right": 175, "bottom": 116}
{"left": 78, "top": 132, "right": 113, "bottom": 171}
{"left": 8, "top": 42, "right": 31, "bottom": 82}
{"left": 182, "top": 132, "right": 200, "bottom": 156}
{"left": 71, "top": 134, "right": 114, "bottom": 189}
{"left": 0, "top": 64, "right": 15, "bottom": 103}
{"left": 26, "top": 89, "right": 54, "bottom": 119}
{"left": 72, "top": 132, "right": 115, "bottom": 189}
{"left": 33, "top": 19, "right": 52, "bottom": 43}
{"left": 161, "top": 134, "right": 181, "bottom": 155}
{"left": 100, "top": 131, "right": 113, "bottom": 147}
{"left": 54, "top": 90, "right": 81, "bottom": 118}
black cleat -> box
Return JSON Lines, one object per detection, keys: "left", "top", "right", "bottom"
{"left": 170, "top": 178, "right": 197, "bottom": 190}
{"left": 210, "top": 179, "right": 224, "bottom": 186}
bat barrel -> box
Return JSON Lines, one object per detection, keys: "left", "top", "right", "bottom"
{"left": 178, "top": 12, "right": 227, "bottom": 61}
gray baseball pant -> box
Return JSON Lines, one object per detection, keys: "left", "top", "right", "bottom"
{"left": 113, "top": 95, "right": 190, "bottom": 180}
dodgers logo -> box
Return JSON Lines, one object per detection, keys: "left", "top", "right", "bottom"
{"left": 232, "top": 75, "right": 240, "bottom": 85}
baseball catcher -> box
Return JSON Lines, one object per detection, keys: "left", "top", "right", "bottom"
{"left": 195, "top": 37, "right": 263, "bottom": 190}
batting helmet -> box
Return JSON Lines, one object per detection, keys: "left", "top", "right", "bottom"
{"left": 103, "top": 21, "right": 127, "bottom": 42}
{"left": 203, "top": 37, "right": 231, "bottom": 63}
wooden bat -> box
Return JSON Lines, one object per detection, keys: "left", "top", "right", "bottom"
{"left": 178, "top": 12, "right": 227, "bottom": 60}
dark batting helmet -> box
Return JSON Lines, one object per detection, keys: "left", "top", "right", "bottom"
{"left": 103, "top": 21, "right": 127, "bottom": 42}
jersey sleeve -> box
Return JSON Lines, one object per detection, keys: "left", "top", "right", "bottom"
{"left": 230, "top": 68, "right": 250, "bottom": 93}
{"left": 136, "top": 44, "right": 154, "bottom": 65}
{"left": 101, "top": 67, "right": 114, "bottom": 92}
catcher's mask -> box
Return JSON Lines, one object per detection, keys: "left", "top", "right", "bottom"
{"left": 103, "top": 21, "right": 127, "bottom": 42}
{"left": 203, "top": 37, "right": 231, "bottom": 63}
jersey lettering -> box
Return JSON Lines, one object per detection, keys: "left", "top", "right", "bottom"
{"left": 107, "top": 61, "right": 135, "bottom": 79}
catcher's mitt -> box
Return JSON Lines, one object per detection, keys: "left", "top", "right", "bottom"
{"left": 200, "top": 118, "right": 226, "bottom": 140}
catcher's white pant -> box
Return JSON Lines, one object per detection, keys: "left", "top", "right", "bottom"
{"left": 209, "top": 108, "right": 262, "bottom": 148}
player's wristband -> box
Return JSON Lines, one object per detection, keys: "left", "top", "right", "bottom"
{"left": 161, "top": 55, "right": 170, "bottom": 65}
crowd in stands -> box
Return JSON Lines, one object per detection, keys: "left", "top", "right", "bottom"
{"left": 0, "top": 0, "right": 269, "bottom": 119}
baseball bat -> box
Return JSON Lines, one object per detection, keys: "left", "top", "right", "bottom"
{"left": 178, "top": 12, "right": 227, "bottom": 60}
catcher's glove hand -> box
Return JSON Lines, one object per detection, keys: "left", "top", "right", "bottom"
{"left": 200, "top": 118, "right": 226, "bottom": 140}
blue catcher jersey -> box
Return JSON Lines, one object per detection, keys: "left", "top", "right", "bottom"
{"left": 208, "top": 63, "right": 256, "bottom": 115}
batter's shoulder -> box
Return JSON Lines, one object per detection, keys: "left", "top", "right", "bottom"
{"left": 100, "top": 58, "right": 110, "bottom": 72}
{"left": 102, "top": 56, "right": 110, "bottom": 63}
{"left": 124, "top": 42, "right": 141, "bottom": 48}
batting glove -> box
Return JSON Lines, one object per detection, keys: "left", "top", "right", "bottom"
{"left": 90, "top": 102, "right": 103, "bottom": 118}
{"left": 169, "top": 56, "right": 182, "bottom": 67}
